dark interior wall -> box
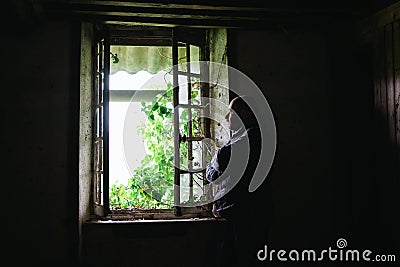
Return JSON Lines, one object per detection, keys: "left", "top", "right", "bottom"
{"left": 326, "top": 25, "right": 380, "bottom": 250}
{"left": 229, "top": 28, "right": 336, "bottom": 249}
{"left": 323, "top": 9, "right": 400, "bottom": 253}
{"left": 82, "top": 220, "right": 226, "bottom": 266}
{"left": 3, "top": 20, "right": 79, "bottom": 264}
{"left": 228, "top": 18, "right": 399, "bottom": 256}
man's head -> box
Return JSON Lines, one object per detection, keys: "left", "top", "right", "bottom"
{"left": 225, "top": 95, "right": 258, "bottom": 131}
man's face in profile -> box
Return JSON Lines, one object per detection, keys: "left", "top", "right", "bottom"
{"left": 225, "top": 99, "right": 242, "bottom": 131}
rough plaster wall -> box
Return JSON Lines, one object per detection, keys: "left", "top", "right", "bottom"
{"left": 208, "top": 28, "right": 230, "bottom": 148}
{"left": 3, "top": 20, "right": 75, "bottom": 263}
{"left": 79, "top": 22, "right": 93, "bottom": 254}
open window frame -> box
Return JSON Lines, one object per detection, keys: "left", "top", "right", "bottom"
{"left": 91, "top": 25, "right": 214, "bottom": 220}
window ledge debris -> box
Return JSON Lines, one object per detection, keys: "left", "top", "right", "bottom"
{"left": 88, "top": 207, "right": 221, "bottom": 222}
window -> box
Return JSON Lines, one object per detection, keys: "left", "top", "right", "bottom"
{"left": 91, "top": 26, "right": 227, "bottom": 219}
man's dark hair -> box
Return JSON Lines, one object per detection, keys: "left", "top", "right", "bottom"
{"left": 231, "top": 95, "right": 259, "bottom": 128}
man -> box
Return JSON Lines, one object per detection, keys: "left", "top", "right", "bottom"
{"left": 206, "top": 95, "right": 266, "bottom": 267}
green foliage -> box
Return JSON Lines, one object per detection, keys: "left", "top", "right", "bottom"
{"left": 109, "top": 80, "right": 202, "bottom": 210}
{"left": 110, "top": 52, "right": 119, "bottom": 64}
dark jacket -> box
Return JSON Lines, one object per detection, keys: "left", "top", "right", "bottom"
{"left": 206, "top": 126, "right": 261, "bottom": 213}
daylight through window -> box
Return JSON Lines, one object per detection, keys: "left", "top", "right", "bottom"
{"left": 92, "top": 27, "right": 227, "bottom": 217}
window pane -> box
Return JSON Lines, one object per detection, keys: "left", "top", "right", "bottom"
{"left": 179, "top": 173, "right": 206, "bottom": 205}
{"left": 192, "top": 140, "right": 205, "bottom": 170}
{"left": 94, "top": 172, "right": 103, "bottom": 204}
{"left": 95, "top": 107, "right": 103, "bottom": 138}
{"left": 190, "top": 76, "right": 201, "bottom": 103}
{"left": 190, "top": 45, "right": 200, "bottom": 74}
{"left": 178, "top": 75, "right": 188, "bottom": 104}
{"left": 94, "top": 140, "right": 103, "bottom": 172}
{"left": 95, "top": 72, "right": 102, "bottom": 104}
{"left": 179, "top": 173, "right": 190, "bottom": 203}
{"left": 178, "top": 42, "right": 187, "bottom": 72}
{"left": 178, "top": 107, "right": 206, "bottom": 171}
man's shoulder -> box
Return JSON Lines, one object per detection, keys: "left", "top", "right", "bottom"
{"left": 246, "top": 127, "right": 261, "bottom": 140}
{"left": 218, "top": 142, "right": 231, "bottom": 156}
{"left": 246, "top": 126, "right": 260, "bottom": 135}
